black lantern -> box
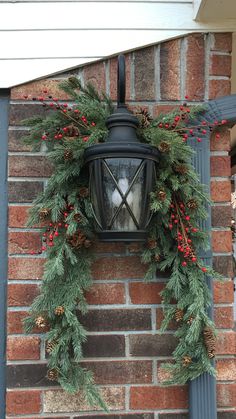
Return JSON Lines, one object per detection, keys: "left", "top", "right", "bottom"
{"left": 84, "top": 55, "right": 159, "bottom": 241}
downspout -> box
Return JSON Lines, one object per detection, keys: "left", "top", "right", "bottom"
{"left": 189, "top": 94, "right": 236, "bottom": 419}
{"left": 0, "top": 89, "right": 10, "bottom": 419}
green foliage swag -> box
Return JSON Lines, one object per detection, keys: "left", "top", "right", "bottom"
{"left": 22, "top": 77, "right": 222, "bottom": 409}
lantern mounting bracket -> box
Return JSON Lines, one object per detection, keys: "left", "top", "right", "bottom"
{"left": 117, "top": 55, "right": 126, "bottom": 107}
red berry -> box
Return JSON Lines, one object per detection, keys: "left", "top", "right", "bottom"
{"left": 177, "top": 245, "right": 182, "bottom": 250}
{"left": 159, "top": 123, "right": 163, "bottom": 128}
{"left": 58, "top": 223, "right": 62, "bottom": 227}
{"left": 182, "top": 261, "right": 187, "bottom": 267}
{"left": 48, "top": 242, "right": 54, "bottom": 247}
{"left": 185, "top": 95, "right": 189, "bottom": 99}
{"left": 63, "top": 109, "right": 67, "bottom": 113}
{"left": 38, "top": 96, "right": 44, "bottom": 101}
{"left": 64, "top": 223, "right": 69, "bottom": 228}
{"left": 197, "top": 138, "right": 202, "bottom": 142}
{"left": 174, "top": 116, "right": 180, "bottom": 122}
{"left": 174, "top": 219, "right": 178, "bottom": 224}
{"left": 49, "top": 102, "right": 54, "bottom": 107}
{"left": 41, "top": 135, "right": 47, "bottom": 140}
{"left": 192, "top": 257, "right": 197, "bottom": 262}
{"left": 202, "top": 129, "right": 207, "bottom": 134}
{"left": 185, "top": 216, "right": 190, "bottom": 221}
{"left": 187, "top": 239, "right": 192, "bottom": 243}
{"left": 192, "top": 228, "right": 198, "bottom": 232}
{"left": 221, "top": 119, "right": 227, "bottom": 124}
{"left": 63, "top": 127, "right": 68, "bottom": 132}
{"left": 74, "top": 109, "right": 79, "bottom": 114}
{"left": 58, "top": 134, "right": 63, "bottom": 139}
{"left": 201, "top": 267, "right": 207, "bottom": 273}
{"left": 63, "top": 103, "right": 68, "bottom": 108}
{"left": 169, "top": 224, "right": 173, "bottom": 229}
{"left": 41, "top": 246, "right": 47, "bottom": 251}
{"left": 54, "top": 231, "right": 59, "bottom": 237}
{"left": 165, "top": 123, "right": 169, "bottom": 129}
{"left": 202, "top": 121, "right": 207, "bottom": 125}
{"left": 189, "top": 129, "right": 194, "bottom": 135}
{"left": 83, "top": 137, "right": 89, "bottom": 142}
{"left": 91, "top": 122, "right": 96, "bottom": 126}
{"left": 216, "top": 133, "right": 220, "bottom": 139}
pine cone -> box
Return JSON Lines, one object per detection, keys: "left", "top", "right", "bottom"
{"left": 39, "top": 208, "right": 51, "bottom": 220}
{"left": 64, "top": 149, "right": 73, "bottom": 161}
{"left": 67, "top": 231, "right": 86, "bottom": 249}
{"left": 54, "top": 306, "right": 65, "bottom": 316}
{"left": 175, "top": 308, "right": 184, "bottom": 323}
{"left": 154, "top": 254, "right": 161, "bottom": 262}
{"left": 187, "top": 316, "right": 194, "bottom": 325}
{"left": 182, "top": 355, "right": 192, "bottom": 367}
{"left": 35, "top": 315, "right": 47, "bottom": 329}
{"left": 79, "top": 187, "right": 89, "bottom": 198}
{"left": 187, "top": 199, "right": 198, "bottom": 210}
{"left": 174, "top": 164, "right": 188, "bottom": 175}
{"left": 203, "top": 326, "right": 216, "bottom": 359}
{"left": 147, "top": 238, "right": 157, "bottom": 250}
{"left": 47, "top": 368, "right": 58, "bottom": 381}
{"left": 158, "top": 141, "right": 171, "bottom": 153}
{"left": 74, "top": 213, "right": 81, "bottom": 222}
{"left": 46, "top": 340, "right": 57, "bottom": 354}
{"left": 84, "top": 239, "right": 92, "bottom": 248}
{"left": 134, "top": 107, "right": 152, "bottom": 128}
{"left": 157, "top": 190, "right": 166, "bottom": 201}
{"left": 67, "top": 124, "right": 80, "bottom": 137}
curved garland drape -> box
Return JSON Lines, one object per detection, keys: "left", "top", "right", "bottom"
{"left": 22, "top": 77, "right": 223, "bottom": 409}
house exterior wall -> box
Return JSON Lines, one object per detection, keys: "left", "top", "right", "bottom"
{"left": 6, "top": 32, "right": 235, "bottom": 418}
{"left": 1, "top": 0, "right": 236, "bottom": 87}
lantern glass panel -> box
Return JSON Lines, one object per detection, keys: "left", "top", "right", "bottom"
{"left": 101, "top": 157, "right": 145, "bottom": 231}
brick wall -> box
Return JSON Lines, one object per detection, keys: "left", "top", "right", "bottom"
{"left": 6, "top": 32, "right": 235, "bottom": 418}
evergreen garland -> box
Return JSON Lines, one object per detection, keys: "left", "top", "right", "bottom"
{"left": 21, "top": 78, "right": 224, "bottom": 408}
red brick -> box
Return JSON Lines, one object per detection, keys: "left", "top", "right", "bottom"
{"left": 93, "top": 241, "right": 126, "bottom": 254}
{"left": 211, "top": 181, "right": 231, "bottom": 202}
{"left": 8, "top": 257, "right": 45, "bottom": 280}
{"left": 212, "top": 33, "right": 232, "bottom": 53}
{"left": 6, "top": 390, "right": 41, "bottom": 415}
{"left": 7, "top": 310, "right": 28, "bottom": 334}
{"left": 8, "top": 232, "right": 41, "bottom": 255}
{"left": 83, "top": 360, "right": 152, "bottom": 384}
{"left": 210, "top": 156, "right": 231, "bottom": 177}
{"left": 129, "top": 282, "right": 164, "bottom": 304}
{"left": 92, "top": 256, "right": 147, "bottom": 280}
{"left": 8, "top": 284, "right": 39, "bottom": 307}
{"left": 216, "top": 332, "right": 236, "bottom": 355}
{"left": 209, "top": 80, "right": 231, "bottom": 100}
{"left": 213, "top": 281, "right": 234, "bottom": 304}
{"left": 86, "top": 283, "right": 125, "bottom": 305}
{"left": 160, "top": 39, "right": 180, "bottom": 100}
{"left": 83, "top": 61, "right": 106, "bottom": 93}
{"left": 9, "top": 206, "right": 32, "bottom": 228}
{"left": 217, "top": 384, "right": 236, "bottom": 407}
{"left": 212, "top": 230, "right": 232, "bottom": 253}
{"left": 153, "top": 104, "right": 177, "bottom": 117}
{"left": 127, "top": 243, "right": 143, "bottom": 253}
{"left": 109, "top": 54, "right": 131, "bottom": 101}
{"left": 11, "top": 79, "right": 70, "bottom": 100}
{"left": 214, "top": 306, "right": 234, "bottom": 329}
{"left": 130, "top": 386, "right": 188, "bottom": 409}
{"left": 9, "top": 156, "right": 53, "bottom": 178}
{"left": 210, "top": 129, "right": 231, "bottom": 151}
{"left": 7, "top": 336, "right": 40, "bottom": 360}
{"left": 156, "top": 308, "right": 177, "bottom": 330}
{"left": 211, "top": 206, "right": 231, "bottom": 228}
{"left": 186, "top": 34, "right": 205, "bottom": 101}
{"left": 210, "top": 55, "right": 232, "bottom": 77}
{"left": 217, "top": 359, "right": 236, "bottom": 381}
{"left": 8, "top": 130, "right": 32, "bottom": 152}
{"left": 134, "top": 46, "right": 155, "bottom": 101}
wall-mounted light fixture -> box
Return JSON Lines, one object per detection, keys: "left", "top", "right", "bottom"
{"left": 84, "top": 55, "right": 159, "bottom": 241}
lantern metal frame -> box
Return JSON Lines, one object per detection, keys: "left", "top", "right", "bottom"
{"left": 84, "top": 55, "right": 159, "bottom": 241}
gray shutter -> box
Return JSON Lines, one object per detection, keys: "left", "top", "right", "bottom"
{"left": 0, "top": 89, "right": 10, "bottom": 419}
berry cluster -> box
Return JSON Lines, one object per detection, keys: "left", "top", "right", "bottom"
{"left": 169, "top": 200, "right": 207, "bottom": 272}
{"left": 23, "top": 90, "right": 96, "bottom": 143}
{"left": 157, "top": 97, "right": 227, "bottom": 143}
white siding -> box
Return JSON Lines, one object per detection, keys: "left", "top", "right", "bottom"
{"left": 0, "top": 0, "right": 235, "bottom": 87}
